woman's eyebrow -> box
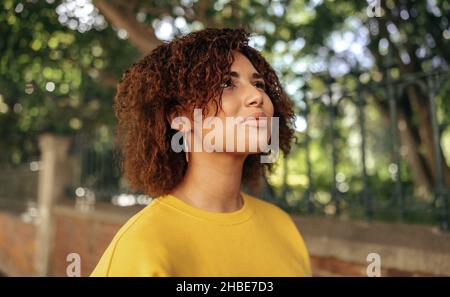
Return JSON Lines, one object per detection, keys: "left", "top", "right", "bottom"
{"left": 228, "top": 71, "right": 264, "bottom": 80}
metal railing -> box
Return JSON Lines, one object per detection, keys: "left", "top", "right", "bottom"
{"left": 67, "top": 132, "right": 149, "bottom": 207}
{"left": 276, "top": 68, "right": 450, "bottom": 230}
{"left": 0, "top": 162, "right": 39, "bottom": 212}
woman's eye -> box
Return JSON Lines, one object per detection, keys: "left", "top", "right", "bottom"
{"left": 221, "top": 79, "right": 233, "bottom": 89}
{"left": 255, "top": 81, "right": 266, "bottom": 91}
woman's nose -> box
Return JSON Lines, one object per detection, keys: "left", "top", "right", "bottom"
{"left": 243, "top": 84, "right": 263, "bottom": 107}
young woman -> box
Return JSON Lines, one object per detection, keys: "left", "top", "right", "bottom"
{"left": 90, "top": 28, "right": 312, "bottom": 276}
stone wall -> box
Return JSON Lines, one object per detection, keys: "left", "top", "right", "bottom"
{"left": 294, "top": 216, "right": 450, "bottom": 276}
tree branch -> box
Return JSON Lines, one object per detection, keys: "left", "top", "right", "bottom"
{"left": 94, "top": 0, "right": 162, "bottom": 55}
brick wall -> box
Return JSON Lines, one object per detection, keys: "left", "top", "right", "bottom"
{"left": 0, "top": 211, "right": 36, "bottom": 276}
{"left": 1, "top": 201, "right": 450, "bottom": 276}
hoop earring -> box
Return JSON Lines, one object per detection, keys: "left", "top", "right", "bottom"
{"left": 183, "top": 132, "right": 189, "bottom": 163}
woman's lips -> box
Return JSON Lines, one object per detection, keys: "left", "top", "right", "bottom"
{"left": 245, "top": 111, "right": 267, "bottom": 120}
{"left": 240, "top": 112, "right": 269, "bottom": 127}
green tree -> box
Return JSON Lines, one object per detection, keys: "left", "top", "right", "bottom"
{"left": 0, "top": 0, "right": 138, "bottom": 163}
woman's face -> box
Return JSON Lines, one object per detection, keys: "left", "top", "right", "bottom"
{"left": 192, "top": 50, "right": 275, "bottom": 156}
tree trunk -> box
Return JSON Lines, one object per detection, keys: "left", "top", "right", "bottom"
{"left": 375, "top": 99, "right": 433, "bottom": 199}
{"left": 405, "top": 83, "right": 450, "bottom": 187}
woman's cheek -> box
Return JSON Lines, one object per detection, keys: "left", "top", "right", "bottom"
{"left": 220, "top": 95, "right": 241, "bottom": 116}
{"left": 265, "top": 96, "right": 275, "bottom": 117}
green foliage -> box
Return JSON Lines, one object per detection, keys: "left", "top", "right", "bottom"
{"left": 0, "top": 0, "right": 138, "bottom": 163}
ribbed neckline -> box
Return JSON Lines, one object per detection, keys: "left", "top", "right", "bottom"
{"left": 155, "top": 191, "right": 254, "bottom": 225}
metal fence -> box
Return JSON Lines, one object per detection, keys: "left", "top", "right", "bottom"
{"left": 275, "top": 68, "right": 450, "bottom": 231}
{"left": 65, "top": 130, "right": 153, "bottom": 209}
{"left": 0, "top": 162, "right": 39, "bottom": 211}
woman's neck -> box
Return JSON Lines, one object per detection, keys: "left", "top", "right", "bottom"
{"left": 168, "top": 152, "right": 246, "bottom": 213}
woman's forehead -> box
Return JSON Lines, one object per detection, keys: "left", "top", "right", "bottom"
{"left": 230, "top": 50, "right": 259, "bottom": 76}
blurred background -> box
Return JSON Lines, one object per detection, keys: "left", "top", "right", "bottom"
{"left": 0, "top": 0, "right": 449, "bottom": 276}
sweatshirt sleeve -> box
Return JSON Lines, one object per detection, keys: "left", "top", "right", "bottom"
{"left": 286, "top": 215, "right": 312, "bottom": 276}
{"left": 90, "top": 210, "right": 171, "bottom": 277}
{"left": 90, "top": 232, "right": 171, "bottom": 277}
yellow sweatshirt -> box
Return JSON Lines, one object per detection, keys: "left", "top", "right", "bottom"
{"left": 90, "top": 191, "right": 312, "bottom": 276}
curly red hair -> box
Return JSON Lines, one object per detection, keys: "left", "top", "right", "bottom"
{"left": 114, "top": 28, "right": 295, "bottom": 198}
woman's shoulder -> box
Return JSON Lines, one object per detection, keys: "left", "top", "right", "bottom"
{"left": 243, "top": 194, "right": 294, "bottom": 228}
{"left": 111, "top": 198, "right": 170, "bottom": 243}
{"left": 243, "top": 192, "right": 294, "bottom": 222}
{"left": 90, "top": 200, "right": 172, "bottom": 276}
